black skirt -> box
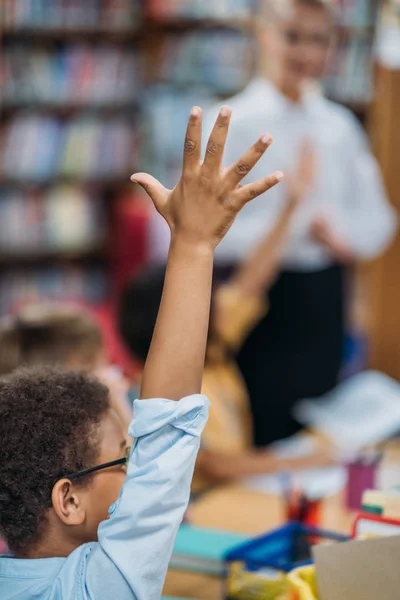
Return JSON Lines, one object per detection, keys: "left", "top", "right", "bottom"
{"left": 237, "top": 264, "right": 345, "bottom": 447}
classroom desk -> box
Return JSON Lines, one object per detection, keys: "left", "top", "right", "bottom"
{"left": 163, "top": 484, "right": 354, "bottom": 600}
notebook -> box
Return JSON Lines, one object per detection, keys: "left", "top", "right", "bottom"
{"left": 170, "top": 525, "right": 249, "bottom": 576}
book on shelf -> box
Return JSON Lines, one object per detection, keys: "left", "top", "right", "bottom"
{"left": 0, "top": 186, "right": 106, "bottom": 255}
{"left": 1, "top": 115, "right": 136, "bottom": 182}
{"left": 2, "top": 45, "right": 140, "bottom": 107}
{"left": 155, "top": 29, "right": 254, "bottom": 94}
{"left": 145, "top": 0, "right": 254, "bottom": 21}
{"left": 0, "top": 267, "right": 108, "bottom": 316}
{"left": 2, "top": 0, "right": 142, "bottom": 31}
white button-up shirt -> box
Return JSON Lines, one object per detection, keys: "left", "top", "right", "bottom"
{"left": 204, "top": 78, "right": 397, "bottom": 269}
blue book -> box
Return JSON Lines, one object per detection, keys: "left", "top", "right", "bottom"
{"left": 170, "top": 525, "right": 248, "bottom": 576}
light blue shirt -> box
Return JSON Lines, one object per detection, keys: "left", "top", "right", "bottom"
{"left": 0, "top": 394, "right": 209, "bottom": 599}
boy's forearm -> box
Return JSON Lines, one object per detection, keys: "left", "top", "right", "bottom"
{"left": 140, "top": 237, "right": 214, "bottom": 401}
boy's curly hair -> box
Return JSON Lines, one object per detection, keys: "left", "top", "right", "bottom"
{"left": 0, "top": 367, "right": 110, "bottom": 555}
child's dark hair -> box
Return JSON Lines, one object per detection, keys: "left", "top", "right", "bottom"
{"left": 0, "top": 304, "right": 103, "bottom": 376}
{"left": 0, "top": 367, "right": 110, "bottom": 555}
{"left": 119, "top": 265, "right": 166, "bottom": 363}
{"left": 119, "top": 265, "right": 223, "bottom": 366}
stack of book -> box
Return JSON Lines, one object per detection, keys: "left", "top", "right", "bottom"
{"left": 2, "top": 0, "right": 142, "bottom": 31}
{"left": 2, "top": 45, "right": 140, "bottom": 107}
{"left": 1, "top": 114, "right": 136, "bottom": 182}
{"left": 0, "top": 186, "right": 106, "bottom": 254}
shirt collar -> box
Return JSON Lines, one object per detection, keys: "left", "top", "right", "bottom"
{"left": 0, "top": 554, "right": 65, "bottom": 579}
{"left": 246, "top": 77, "right": 320, "bottom": 116}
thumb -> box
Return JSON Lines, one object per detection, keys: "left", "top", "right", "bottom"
{"left": 130, "top": 172, "right": 167, "bottom": 208}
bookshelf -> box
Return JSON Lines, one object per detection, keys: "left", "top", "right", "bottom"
{"left": 0, "top": 248, "right": 107, "bottom": 268}
{"left": 0, "top": 0, "right": 142, "bottom": 312}
{"left": 0, "top": 0, "right": 384, "bottom": 314}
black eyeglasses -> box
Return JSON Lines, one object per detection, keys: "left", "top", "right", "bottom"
{"left": 61, "top": 447, "right": 131, "bottom": 481}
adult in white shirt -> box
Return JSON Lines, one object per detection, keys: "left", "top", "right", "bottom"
{"left": 204, "top": 0, "right": 397, "bottom": 447}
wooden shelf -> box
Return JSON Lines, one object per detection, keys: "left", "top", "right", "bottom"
{"left": 145, "top": 17, "right": 255, "bottom": 31}
{"left": 2, "top": 18, "right": 254, "bottom": 41}
{"left": 0, "top": 176, "right": 132, "bottom": 189}
{"left": 1, "top": 102, "right": 139, "bottom": 118}
{"left": 368, "top": 65, "right": 400, "bottom": 379}
{"left": 2, "top": 27, "right": 141, "bottom": 42}
{"left": 0, "top": 246, "right": 108, "bottom": 267}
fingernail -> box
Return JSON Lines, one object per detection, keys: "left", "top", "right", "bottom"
{"left": 190, "top": 106, "right": 201, "bottom": 117}
{"left": 262, "top": 134, "right": 273, "bottom": 145}
{"left": 219, "top": 105, "right": 231, "bottom": 117}
{"left": 275, "top": 171, "right": 284, "bottom": 181}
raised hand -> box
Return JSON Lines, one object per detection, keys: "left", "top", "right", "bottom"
{"left": 286, "top": 140, "right": 317, "bottom": 206}
{"left": 310, "top": 215, "right": 353, "bottom": 263}
{"left": 131, "top": 106, "right": 283, "bottom": 252}
{"left": 133, "top": 106, "right": 284, "bottom": 401}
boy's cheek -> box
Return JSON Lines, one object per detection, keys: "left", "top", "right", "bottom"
{"left": 89, "top": 474, "right": 126, "bottom": 525}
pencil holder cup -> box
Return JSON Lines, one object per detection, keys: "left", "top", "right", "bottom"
{"left": 346, "top": 459, "right": 379, "bottom": 511}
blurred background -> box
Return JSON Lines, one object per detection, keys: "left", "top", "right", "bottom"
{"left": 0, "top": 0, "right": 400, "bottom": 379}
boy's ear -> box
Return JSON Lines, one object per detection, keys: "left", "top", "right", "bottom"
{"left": 51, "top": 479, "right": 86, "bottom": 526}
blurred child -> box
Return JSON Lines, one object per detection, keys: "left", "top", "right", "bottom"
{"left": 120, "top": 149, "right": 332, "bottom": 493}
{"left": 0, "top": 303, "right": 133, "bottom": 434}
{"left": 0, "top": 105, "right": 283, "bottom": 598}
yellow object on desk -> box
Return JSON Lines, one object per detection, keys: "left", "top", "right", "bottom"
{"left": 287, "top": 566, "right": 318, "bottom": 600}
{"left": 226, "top": 563, "right": 297, "bottom": 600}
{"left": 226, "top": 563, "right": 318, "bottom": 600}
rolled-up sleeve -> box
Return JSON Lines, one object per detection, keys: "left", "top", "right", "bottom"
{"left": 84, "top": 394, "right": 209, "bottom": 600}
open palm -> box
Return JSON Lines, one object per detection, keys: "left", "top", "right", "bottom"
{"left": 131, "top": 106, "right": 284, "bottom": 250}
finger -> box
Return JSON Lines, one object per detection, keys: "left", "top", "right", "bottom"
{"left": 235, "top": 171, "right": 284, "bottom": 207}
{"left": 224, "top": 133, "right": 273, "bottom": 188}
{"left": 183, "top": 106, "right": 202, "bottom": 174}
{"left": 130, "top": 172, "right": 168, "bottom": 210}
{"left": 203, "top": 105, "right": 231, "bottom": 171}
